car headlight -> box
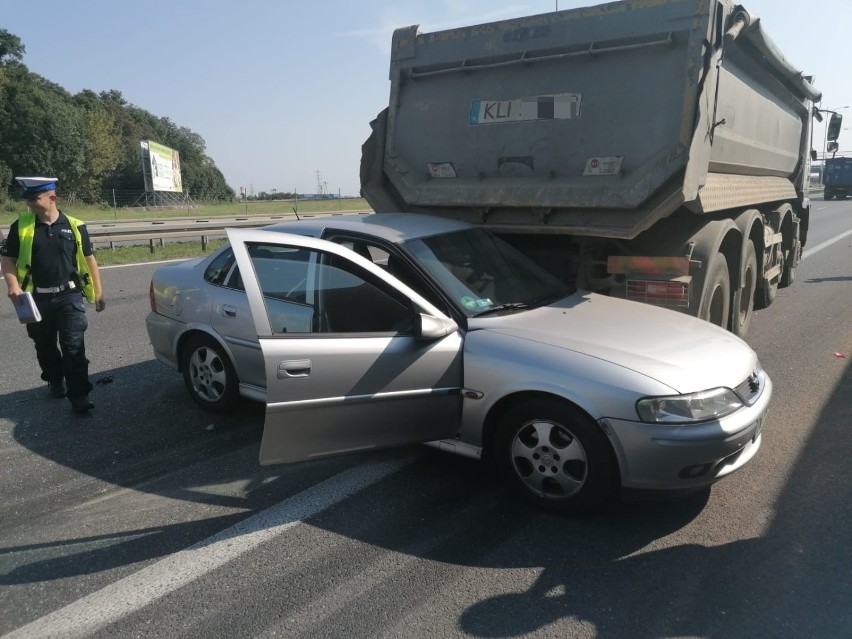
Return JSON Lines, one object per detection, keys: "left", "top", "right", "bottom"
{"left": 636, "top": 387, "right": 743, "bottom": 423}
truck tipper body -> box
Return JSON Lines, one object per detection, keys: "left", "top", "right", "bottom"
{"left": 823, "top": 157, "right": 852, "bottom": 200}
{"left": 360, "top": 0, "right": 821, "bottom": 336}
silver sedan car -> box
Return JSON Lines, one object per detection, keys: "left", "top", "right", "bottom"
{"left": 146, "top": 213, "right": 771, "bottom": 512}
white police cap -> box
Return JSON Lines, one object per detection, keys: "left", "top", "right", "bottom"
{"left": 15, "top": 177, "right": 59, "bottom": 196}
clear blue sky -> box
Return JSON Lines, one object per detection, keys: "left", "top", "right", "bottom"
{"left": 2, "top": 0, "right": 850, "bottom": 196}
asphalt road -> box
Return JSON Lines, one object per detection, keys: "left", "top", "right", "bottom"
{"left": 1, "top": 201, "right": 851, "bottom": 638}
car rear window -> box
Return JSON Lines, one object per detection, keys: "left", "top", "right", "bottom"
{"left": 204, "top": 247, "right": 236, "bottom": 286}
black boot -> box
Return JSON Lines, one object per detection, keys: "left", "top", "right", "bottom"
{"left": 48, "top": 380, "right": 67, "bottom": 398}
{"left": 69, "top": 394, "right": 95, "bottom": 413}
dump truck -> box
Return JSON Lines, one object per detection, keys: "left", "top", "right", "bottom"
{"left": 823, "top": 156, "right": 852, "bottom": 200}
{"left": 360, "top": 0, "right": 821, "bottom": 337}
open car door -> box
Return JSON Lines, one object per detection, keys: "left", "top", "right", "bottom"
{"left": 228, "top": 228, "right": 464, "bottom": 465}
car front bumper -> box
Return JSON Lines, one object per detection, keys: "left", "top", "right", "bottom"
{"left": 600, "top": 374, "right": 773, "bottom": 492}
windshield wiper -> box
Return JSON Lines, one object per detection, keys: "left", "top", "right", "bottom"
{"left": 473, "top": 302, "right": 530, "bottom": 317}
{"left": 527, "top": 289, "right": 573, "bottom": 307}
{"left": 474, "top": 289, "right": 573, "bottom": 317}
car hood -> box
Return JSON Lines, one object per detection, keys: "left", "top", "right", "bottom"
{"left": 470, "top": 292, "right": 757, "bottom": 394}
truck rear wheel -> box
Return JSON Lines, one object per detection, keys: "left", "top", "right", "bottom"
{"left": 755, "top": 247, "right": 782, "bottom": 310}
{"left": 780, "top": 248, "right": 795, "bottom": 288}
{"left": 780, "top": 227, "right": 799, "bottom": 289}
{"left": 731, "top": 241, "right": 756, "bottom": 337}
{"left": 698, "top": 253, "right": 730, "bottom": 330}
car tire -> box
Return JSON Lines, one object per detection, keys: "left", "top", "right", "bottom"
{"left": 181, "top": 334, "right": 240, "bottom": 413}
{"left": 731, "top": 241, "right": 757, "bottom": 337}
{"left": 493, "top": 398, "right": 617, "bottom": 514}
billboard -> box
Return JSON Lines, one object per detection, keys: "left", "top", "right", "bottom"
{"left": 140, "top": 140, "right": 183, "bottom": 192}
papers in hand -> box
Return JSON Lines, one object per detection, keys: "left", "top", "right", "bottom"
{"left": 15, "top": 292, "right": 42, "bottom": 324}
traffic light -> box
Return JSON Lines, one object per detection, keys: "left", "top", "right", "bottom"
{"left": 827, "top": 112, "right": 843, "bottom": 141}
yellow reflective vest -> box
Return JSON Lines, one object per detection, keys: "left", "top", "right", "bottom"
{"left": 15, "top": 211, "right": 96, "bottom": 303}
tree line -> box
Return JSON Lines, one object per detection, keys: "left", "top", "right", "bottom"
{"left": 0, "top": 29, "right": 235, "bottom": 209}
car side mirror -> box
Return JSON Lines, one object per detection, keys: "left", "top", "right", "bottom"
{"left": 415, "top": 313, "right": 457, "bottom": 340}
{"left": 811, "top": 149, "right": 818, "bottom": 161}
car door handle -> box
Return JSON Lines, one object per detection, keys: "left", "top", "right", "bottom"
{"left": 278, "top": 359, "right": 312, "bottom": 378}
{"left": 221, "top": 305, "right": 237, "bottom": 318}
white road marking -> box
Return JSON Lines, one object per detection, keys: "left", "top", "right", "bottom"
{"left": 99, "top": 258, "right": 190, "bottom": 269}
{"left": 802, "top": 227, "right": 852, "bottom": 260}
{"left": 5, "top": 458, "right": 412, "bottom": 639}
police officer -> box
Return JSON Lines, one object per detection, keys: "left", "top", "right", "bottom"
{"left": 0, "top": 177, "right": 106, "bottom": 413}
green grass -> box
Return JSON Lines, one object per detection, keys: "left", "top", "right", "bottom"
{"left": 94, "top": 239, "right": 230, "bottom": 266}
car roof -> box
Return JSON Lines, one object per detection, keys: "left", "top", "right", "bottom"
{"left": 261, "top": 212, "right": 475, "bottom": 245}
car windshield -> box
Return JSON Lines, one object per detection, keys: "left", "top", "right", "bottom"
{"left": 403, "top": 228, "right": 574, "bottom": 317}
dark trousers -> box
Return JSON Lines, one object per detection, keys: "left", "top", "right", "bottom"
{"left": 26, "top": 291, "right": 92, "bottom": 398}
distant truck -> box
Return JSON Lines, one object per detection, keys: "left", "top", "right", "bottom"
{"left": 360, "top": 0, "right": 822, "bottom": 337}
{"left": 823, "top": 157, "right": 852, "bottom": 200}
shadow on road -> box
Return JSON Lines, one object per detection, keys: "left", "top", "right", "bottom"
{"left": 290, "top": 356, "right": 852, "bottom": 638}
{"left": 4, "top": 353, "right": 850, "bottom": 637}
{"left": 0, "top": 359, "right": 360, "bottom": 586}
{"left": 2, "top": 360, "right": 269, "bottom": 503}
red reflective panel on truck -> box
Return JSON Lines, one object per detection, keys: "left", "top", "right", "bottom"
{"left": 607, "top": 256, "right": 690, "bottom": 277}
{"left": 627, "top": 280, "right": 689, "bottom": 309}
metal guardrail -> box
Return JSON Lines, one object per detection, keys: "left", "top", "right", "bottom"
{"left": 0, "top": 211, "right": 371, "bottom": 254}
{"left": 92, "top": 229, "right": 230, "bottom": 252}
{"left": 88, "top": 212, "right": 374, "bottom": 252}
{"left": 87, "top": 218, "right": 278, "bottom": 252}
